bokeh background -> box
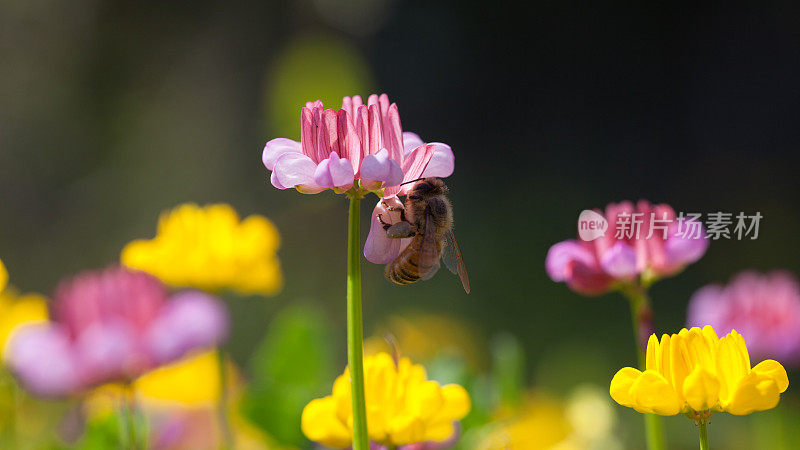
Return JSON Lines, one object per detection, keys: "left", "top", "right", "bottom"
{"left": 2, "top": 1, "right": 800, "bottom": 448}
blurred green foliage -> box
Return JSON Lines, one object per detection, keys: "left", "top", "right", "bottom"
{"left": 265, "top": 35, "right": 374, "bottom": 139}
{"left": 241, "top": 303, "right": 336, "bottom": 446}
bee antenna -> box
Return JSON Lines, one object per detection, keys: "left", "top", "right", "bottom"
{"left": 399, "top": 177, "right": 425, "bottom": 186}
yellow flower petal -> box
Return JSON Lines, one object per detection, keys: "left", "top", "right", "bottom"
{"left": 645, "top": 334, "right": 660, "bottom": 372}
{"left": 0, "top": 258, "right": 7, "bottom": 292}
{"left": 610, "top": 367, "right": 642, "bottom": 408}
{"left": 630, "top": 370, "right": 682, "bottom": 415}
{"left": 752, "top": 360, "right": 789, "bottom": 393}
{"left": 726, "top": 372, "right": 780, "bottom": 415}
{"left": 388, "top": 411, "right": 426, "bottom": 445}
{"left": 421, "top": 384, "right": 470, "bottom": 442}
{"left": 407, "top": 381, "right": 444, "bottom": 422}
{"left": 0, "top": 291, "right": 49, "bottom": 358}
{"left": 121, "top": 203, "right": 283, "bottom": 295}
{"left": 717, "top": 331, "right": 750, "bottom": 405}
{"left": 611, "top": 326, "right": 789, "bottom": 420}
{"left": 440, "top": 384, "right": 471, "bottom": 420}
{"left": 422, "top": 419, "right": 456, "bottom": 443}
{"left": 701, "top": 325, "right": 719, "bottom": 354}
{"left": 659, "top": 334, "right": 672, "bottom": 383}
{"left": 669, "top": 333, "right": 690, "bottom": 403}
{"left": 304, "top": 352, "right": 469, "bottom": 448}
{"left": 683, "top": 367, "right": 720, "bottom": 411}
{"left": 134, "top": 350, "right": 221, "bottom": 406}
{"left": 301, "top": 397, "right": 352, "bottom": 449}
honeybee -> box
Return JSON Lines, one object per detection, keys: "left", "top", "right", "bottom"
{"left": 378, "top": 177, "right": 470, "bottom": 293}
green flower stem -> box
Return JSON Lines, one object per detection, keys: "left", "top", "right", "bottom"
{"left": 121, "top": 385, "right": 139, "bottom": 450}
{"left": 0, "top": 369, "right": 19, "bottom": 448}
{"left": 622, "top": 286, "right": 666, "bottom": 450}
{"left": 698, "top": 420, "right": 710, "bottom": 450}
{"left": 217, "top": 348, "right": 234, "bottom": 449}
{"left": 347, "top": 192, "right": 369, "bottom": 450}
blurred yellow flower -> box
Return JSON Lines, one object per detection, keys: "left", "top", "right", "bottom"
{"left": 84, "top": 350, "right": 280, "bottom": 449}
{"left": 0, "top": 287, "right": 49, "bottom": 360}
{"left": 122, "top": 203, "right": 282, "bottom": 296}
{"left": 135, "top": 350, "right": 224, "bottom": 407}
{"left": 84, "top": 350, "right": 225, "bottom": 417}
{"left": 365, "top": 313, "right": 485, "bottom": 369}
{"left": 301, "top": 352, "right": 470, "bottom": 448}
{"left": 477, "top": 397, "right": 570, "bottom": 450}
{"left": 478, "top": 388, "right": 621, "bottom": 450}
{"left": 0, "top": 258, "right": 7, "bottom": 292}
{"left": 610, "top": 326, "right": 789, "bottom": 420}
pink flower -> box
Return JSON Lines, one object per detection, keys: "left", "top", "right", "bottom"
{"left": 263, "top": 94, "right": 453, "bottom": 195}
{"left": 5, "top": 267, "right": 228, "bottom": 397}
{"left": 545, "top": 200, "right": 708, "bottom": 295}
{"left": 262, "top": 93, "right": 455, "bottom": 264}
{"left": 687, "top": 270, "right": 800, "bottom": 366}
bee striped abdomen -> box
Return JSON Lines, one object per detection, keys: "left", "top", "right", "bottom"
{"left": 385, "top": 237, "right": 436, "bottom": 285}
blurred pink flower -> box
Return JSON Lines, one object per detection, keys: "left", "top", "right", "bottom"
{"left": 688, "top": 270, "right": 800, "bottom": 366}
{"left": 263, "top": 94, "right": 453, "bottom": 195}
{"left": 545, "top": 200, "right": 708, "bottom": 295}
{"left": 5, "top": 267, "right": 228, "bottom": 397}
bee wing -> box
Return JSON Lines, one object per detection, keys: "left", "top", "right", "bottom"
{"left": 420, "top": 261, "right": 441, "bottom": 281}
{"left": 416, "top": 208, "right": 442, "bottom": 279}
{"left": 442, "top": 230, "right": 470, "bottom": 293}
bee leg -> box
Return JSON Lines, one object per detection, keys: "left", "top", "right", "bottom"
{"left": 385, "top": 221, "right": 415, "bottom": 239}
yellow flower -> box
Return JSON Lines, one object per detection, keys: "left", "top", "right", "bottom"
{"left": 0, "top": 258, "right": 7, "bottom": 292}
{"left": 135, "top": 350, "right": 225, "bottom": 407}
{"left": 84, "top": 350, "right": 226, "bottom": 418}
{"left": 0, "top": 286, "right": 49, "bottom": 360}
{"left": 84, "top": 350, "right": 280, "bottom": 449}
{"left": 477, "top": 397, "right": 571, "bottom": 450}
{"left": 364, "top": 313, "right": 485, "bottom": 369}
{"left": 121, "top": 203, "right": 282, "bottom": 296}
{"left": 610, "top": 326, "right": 789, "bottom": 420}
{"left": 301, "top": 352, "right": 470, "bottom": 448}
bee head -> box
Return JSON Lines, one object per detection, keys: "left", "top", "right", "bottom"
{"left": 408, "top": 177, "right": 447, "bottom": 198}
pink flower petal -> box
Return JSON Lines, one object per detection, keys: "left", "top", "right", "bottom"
{"left": 338, "top": 109, "right": 361, "bottom": 174}
{"left": 400, "top": 144, "right": 434, "bottom": 180}
{"left": 686, "top": 284, "right": 725, "bottom": 329}
{"left": 146, "top": 291, "right": 228, "bottom": 364}
{"left": 364, "top": 197, "right": 405, "bottom": 264}
{"left": 273, "top": 152, "right": 326, "bottom": 193}
{"left": 403, "top": 132, "right": 424, "bottom": 155}
{"left": 305, "top": 99, "right": 323, "bottom": 109}
{"left": 342, "top": 95, "right": 363, "bottom": 118}
{"left": 314, "top": 151, "right": 355, "bottom": 190}
{"left": 367, "top": 93, "right": 380, "bottom": 108}
{"left": 384, "top": 103, "right": 404, "bottom": 164}
{"left": 74, "top": 320, "right": 140, "bottom": 383}
{"left": 665, "top": 230, "right": 709, "bottom": 268}
{"left": 355, "top": 105, "right": 369, "bottom": 166}
{"left": 600, "top": 241, "right": 639, "bottom": 278}
{"left": 360, "top": 149, "right": 405, "bottom": 190}
{"left": 300, "top": 107, "right": 316, "bottom": 161}
{"left": 420, "top": 143, "right": 454, "bottom": 179}
{"left": 545, "top": 240, "right": 597, "bottom": 282}
{"left": 6, "top": 324, "right": 80, "bottom": 397}
{"left": 318, "top": 108, "right": 339, "bottom": 161}
{"left": 262, "top": 138, "right": 301, "bottom": 171}
{"left": 367, "top": 104, "right": 384, "bottom": 156}
{"left": 545, "top": 240, "right": 612, "bottom": 295}
{"left": 270, "top": 170, "right": 287, "bottom": 189}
